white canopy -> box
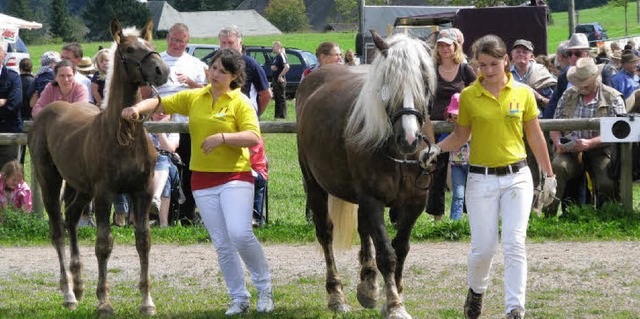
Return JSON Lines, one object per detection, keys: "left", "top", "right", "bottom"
{"left": 0, "top": 13, "right": 42, "bottom": 30}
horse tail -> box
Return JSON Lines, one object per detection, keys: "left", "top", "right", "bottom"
{"left": 328, "top": 195, "right": 358, "bottom": 252}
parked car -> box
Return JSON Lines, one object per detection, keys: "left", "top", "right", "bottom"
{"left": 575, "top": 23, "right": 608, "bottom": 47}
{"left": 4, "top": 36, "right": 29, "bottom": 73}
{"left": 186, "top": 43, "right": 318, "bottom": 97}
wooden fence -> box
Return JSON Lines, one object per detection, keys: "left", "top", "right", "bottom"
{"left": 3, "top": 118, "right": 633, "bottom": 217}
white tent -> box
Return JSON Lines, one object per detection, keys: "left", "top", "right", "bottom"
{"left": 0, "top": 13, "right": 42, "bottom": 30}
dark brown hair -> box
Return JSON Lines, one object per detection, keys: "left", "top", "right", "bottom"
{"left": 209, "top": 48, "right": 246, "bottom": 89}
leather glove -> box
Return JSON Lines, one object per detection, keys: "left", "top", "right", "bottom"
{"left": 538, "top": 175, "right": 557, "bottom": 207}
{"left": 419, "top": 144, "right": 441, "bottom": 169}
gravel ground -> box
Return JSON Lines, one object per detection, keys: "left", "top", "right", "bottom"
{"left": 2, "top": 241, "right": 640, "bottom": 318}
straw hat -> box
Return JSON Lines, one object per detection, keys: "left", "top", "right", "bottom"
{"left": 611, "top": 50, "right": 622, "bottom": 61}
{"left": 566, "top": 33, "right": 590, "bottom": 50}
{"left": 567, "top": 57, "right": 603, "bottom": 87}
{"left": 77, "top": 57, "right": 95, "bottom": 73}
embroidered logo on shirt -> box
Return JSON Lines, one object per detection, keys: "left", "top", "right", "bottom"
{"left": 506, "top": 99, "right": 522, "bottom": 118}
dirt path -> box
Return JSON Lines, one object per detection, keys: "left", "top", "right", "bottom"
{"left": 2, "top": 241, "right": 640, "bottom": 317}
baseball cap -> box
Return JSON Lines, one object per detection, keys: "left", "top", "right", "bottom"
{"left": 437, "top": 29, "right": 457, "bottom": 45}
{"left": 512, "top": 39, "right": 534, "bottom": 51}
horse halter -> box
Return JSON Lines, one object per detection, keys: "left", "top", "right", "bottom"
{"left": 116, "top": 46, "right": 161, "bottom": 86}
{"left": 386, "top": 108, "right": 434, "bottom": 190}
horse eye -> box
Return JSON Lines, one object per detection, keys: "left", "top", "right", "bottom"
{"left": 126, "top": 47, "right": 135, "bottom": 54}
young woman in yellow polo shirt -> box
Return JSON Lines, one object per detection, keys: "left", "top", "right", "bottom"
{"left": 421, "top": 35, "right": 555, "bottom": 319}
{"left": 121, "top": 48, "right": 274, "bottom": 316}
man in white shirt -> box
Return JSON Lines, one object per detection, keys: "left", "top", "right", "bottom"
{"left": 156, "top": 23, "right": 208, "bottom": 225}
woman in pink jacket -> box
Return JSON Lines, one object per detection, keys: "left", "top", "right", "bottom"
{"left": 32, "top": 59, "right": 89, "bottom": 118}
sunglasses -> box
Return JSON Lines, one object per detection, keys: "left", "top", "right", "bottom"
{"left": 567, "top": 50, "right": 586, "bottom": 57}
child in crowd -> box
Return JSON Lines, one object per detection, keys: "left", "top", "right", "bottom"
{"left": 0, "top": 160, "right": 32, "bottom": 215}
{"left": 446, "top": 93, "right": 469, "bottom": 221}
{"left": 92, "top": 49, "right": 110, "bottom": 108}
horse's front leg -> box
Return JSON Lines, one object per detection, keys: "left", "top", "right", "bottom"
{"left": 391, "top": 197, "right": 425, "bottom": 295}
{"left": 358, "top": 195, "right": 411, "bottom": 319}
{"left": 356, "top": 225, "right": 378, "bottom": 309}
{"left": 93, "top": 196, "right": 115, "bottom": 315}
{"left": 131, "top": 189, "right": 156, "bottom": 315}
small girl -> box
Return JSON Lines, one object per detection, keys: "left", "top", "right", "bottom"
{"left": 0, "top": 160, "right": 32, "bottom": 213}
{"left": 446, "top": 93, "right": 469, "bottom": 221}
{"left": 92, "top": 49, "right": 110, "bottom": 108}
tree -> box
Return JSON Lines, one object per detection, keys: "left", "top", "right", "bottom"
{"left": 265, "top": 0, "right": 309, "bottom": 32}
{"left": 50, "top": 0, "right": 75, "bottom": 42}
{"left": 83, "top": 0, "right": 151, "bottom": 41}
{"left": 609, "top": 0, "right": 630, "bottom": 36}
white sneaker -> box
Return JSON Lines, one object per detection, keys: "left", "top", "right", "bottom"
{"left": 225, "top": 301, "right": 249, "bottom": 316}
{"left": 149, "top": 197, "right": 160, "bottom": 215}
{"left": 257, "top": 289, "right": 274, "bottom": 313}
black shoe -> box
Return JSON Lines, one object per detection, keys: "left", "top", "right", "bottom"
{"left": 463, "top": 288, "right": 483, "bottom": 319}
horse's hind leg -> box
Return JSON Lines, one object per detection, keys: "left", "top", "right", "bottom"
{"left": 92, "top": 194, "right": 116, "bottom": 315}
{"left": 62, "top": 186, "right": 89, "bottom": 302}
{"left": 306, "top": 179, "right": 350, "bottom": 312}
{"left": 131, "top": 189, "right": 156, "bottom": 315}
{"left": 35, "top": 162, "right": 79, "bottom": 309}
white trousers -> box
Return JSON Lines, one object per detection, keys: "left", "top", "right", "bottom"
{"left": 193, "top": 180, "right": 272, "bottom": 303}
{"left": 465, "top": 167, "right": 533, "bottom": 315}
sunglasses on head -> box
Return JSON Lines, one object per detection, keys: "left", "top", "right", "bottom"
{"left": 567, "top": 50, "right": 586, "bottom": 57}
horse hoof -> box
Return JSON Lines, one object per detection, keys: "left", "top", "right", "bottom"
{"left": 382, "top": 306, "right": 412, "bottom": 319}
{"left": 357, "top": 282, "right": 378, "bottom": 309}
{"left": 63, "top": 301, "right": 78, "bottom": 311}
{"left": 140, "top": 305, "right": 157, "bottom": 315}
{"left": 98, "top": 303, "right": 115, "bottom": 317}
{"left": 329, "top": 303, "right": 351, "bottom": 313}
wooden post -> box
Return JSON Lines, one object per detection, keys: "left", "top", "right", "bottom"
{"left": 31, "top": 159, "right": 44, "bottom": 219}
{"left": 620, "top": 143, "right": 633, "bottom": 211}
{"left": 568, "top": 0, "right": 576, "bottom": 35}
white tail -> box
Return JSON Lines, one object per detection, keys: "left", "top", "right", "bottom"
{"left": 328, "top": 195, "right": 358, "bottom": 251}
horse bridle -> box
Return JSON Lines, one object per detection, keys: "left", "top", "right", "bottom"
{"left": 386, "top": 107, "right": 435, "bottom": 190}
{"left": 116, "top": 47, "right": 161, "bottom": 86}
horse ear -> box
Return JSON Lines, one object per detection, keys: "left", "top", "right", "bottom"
{"left": 110, "top": 18, "right": 123, "bottom": 43}
{"left": 141, "top": 19, "right": 154, "bottom": 42}
{"left": 370, "top": 29, "right": 388, "bottom": 58}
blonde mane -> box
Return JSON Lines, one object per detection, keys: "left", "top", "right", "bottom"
{"left": 345, "top": 34, "right": 436, "bottom": 149}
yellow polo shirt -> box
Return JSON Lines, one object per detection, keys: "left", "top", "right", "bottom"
{"left": 457, "top": 73, "right": 539, "bottom": 167}
{"left": 161, "top": 86, "right": 260, "bottom": 172}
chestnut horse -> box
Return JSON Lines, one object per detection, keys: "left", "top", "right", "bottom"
{"left": 296, "top": 31, "right": 437, "bottom": 319}
{"left": 28, "top": 19, "right": 169, "bottom": 315}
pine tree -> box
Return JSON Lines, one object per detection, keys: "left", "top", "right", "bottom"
{"left": 83, "top": 0, "right": 151, "bottom": 41}
{"left": 50, "top": 0, "right": 74, "bottom": 42}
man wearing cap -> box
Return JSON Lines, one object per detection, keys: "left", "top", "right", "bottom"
{"left": 609, "top": 50, "right": 640, "bottom": 98}
{"left": 543, "top": 33, "right": 592, "bottom": 119}
{"left": 543, "top": 57, "right": 626, "bottom": 216}
{"left": 510, "top": 39, "right": 556, "bottom": 110}
{"left": 601, "top": 50, "right": 621, "bottom": 86}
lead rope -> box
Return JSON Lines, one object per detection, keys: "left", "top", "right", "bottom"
{"left": 117, "top": 85, "right": 162, "bottom": 146}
